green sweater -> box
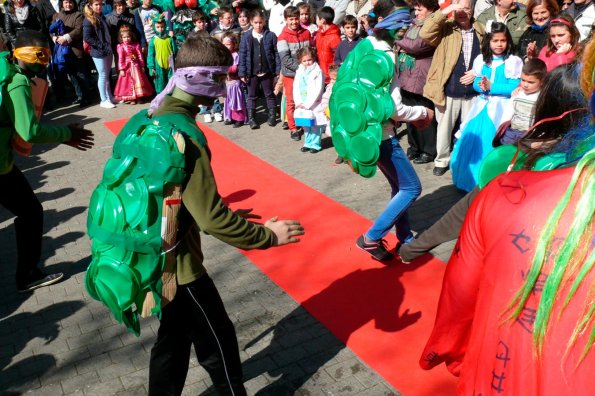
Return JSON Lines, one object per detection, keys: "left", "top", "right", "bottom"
{"left": 0, "top": 68, "right": 71, "bottom": 175}
{"left": 152, "top": 95, "right": 276, "bottom": 285}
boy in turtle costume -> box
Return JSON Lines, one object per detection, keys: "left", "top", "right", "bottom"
{"left": 0, "top": 31, "right": 93, "bottom": 293}
{"left": 147, "top": 15, "right": 176, "bottom": 93}
{"left": 87, "top": 33, "right": 304, "bottom": 395}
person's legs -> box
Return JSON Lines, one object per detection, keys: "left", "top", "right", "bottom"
{"left": 401, "top": 90, "right": 422, "bottom": 158}
{"left": 246, "top": 75, "right": 259, "bottom": 111}
{"left": 261, "top": 74, "right": 277, "bottom": 126}
{"left": 434, "top": 96, "right": 462, "bottom": 169}
{"left": 94, "top": 55, "right": 115, "bottom": 103}
{"left": 71, "top": 58, "right": 92, "bottom": 103}
{"left": 104, "top": 54, "right": 115, "bottom": 103}
{"left": 149, "top": 290, "right": 193, "bottom": 395}
{"left": 366, "top": 137, "right": 422, "bottom": 244}
{"left": 283, "top": 76, "right": 296, "bottom": 131}
{"left": 303, "top": 126, "right": 322, "bottom": 151}
{"left": 184, "top": 276, "right": 246, "bottom": 395}
{"left": 93, "top": 58, "right": 109, "bottom": 102}
{"left": 398, "top": 187, "right": 480, "bottom": 262}
{"left": 0, "top": 167, "right": 43, "bottom": 287}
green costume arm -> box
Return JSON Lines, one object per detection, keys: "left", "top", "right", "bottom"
{"left": 182, "top": 138, "right": 276, "bottom": 250}
{"left": 147, "top": 38, "right": 156, "bottom": 74}
{"left": 6, "top": 74, "right": 71, "bottom": 144}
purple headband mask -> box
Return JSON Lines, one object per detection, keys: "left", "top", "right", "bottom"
{"left": 149, "top": 66, "right": 229, "bottom": 113}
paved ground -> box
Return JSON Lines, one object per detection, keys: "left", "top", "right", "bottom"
{"left": 0, "top": 99, "right": 465, "bottom": 395}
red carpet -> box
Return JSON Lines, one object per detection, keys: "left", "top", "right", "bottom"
{"left": 104, "top": 119, "right": 457, "bottom": 394}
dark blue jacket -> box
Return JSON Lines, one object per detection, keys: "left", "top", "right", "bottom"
{"left": 239, "top": 29, "right": 281, "bottom": 77}
{"left": 83, "top": 17, "right": 113, "bottom": 58}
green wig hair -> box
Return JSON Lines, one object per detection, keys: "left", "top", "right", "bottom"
{"left": 503, "top": 39, "right": 595, "bottom": 366}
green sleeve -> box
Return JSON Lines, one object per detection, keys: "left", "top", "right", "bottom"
{"left": 6, "top": 75, "right": 71, "bottom": 144}
{"left": 181, "top": 138, "right": 277, "bottom": 250}
{"left": 147, "top": 38, "right": 156, "bottom": 73}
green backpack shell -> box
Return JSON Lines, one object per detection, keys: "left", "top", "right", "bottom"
{"left": 86, "top": 110, "right": 204, "bottom": 335}
{"left": 329, "top": 39, "right": 395, "bottom": 178}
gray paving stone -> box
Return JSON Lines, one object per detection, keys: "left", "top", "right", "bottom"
{"left": 22, "top": 382, "right": 63, "bottom": 395}
{"left": 61, "top": 371, "right": 100, "bottom": 394}
{"left": 81, "top": 377, "right": 125, "bottom": 395}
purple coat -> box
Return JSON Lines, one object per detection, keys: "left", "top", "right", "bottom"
{"left": 397, "top": 19, "right": 435, "bottom": 96}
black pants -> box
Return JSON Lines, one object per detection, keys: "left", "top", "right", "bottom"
{"left": 149, "top": 275, "right": 247, "bottom": 396}
{"left": 246, "top": 73, "right": 276, "bottom": 111}
{"left": 0, "top": 166, "right": 43, "bottom": 285}
{"left": 401, "top": 89, "right": 437, "bottom": 158}
{"left": 54, "top": 60, "right": 93, "bottom": 102}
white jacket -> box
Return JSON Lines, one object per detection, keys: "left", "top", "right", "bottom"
{"left": 293, "top": 62, "right": 327, "bottom": 126}
{"left": 263, "top": 0, "right": 287, "bottom": 37}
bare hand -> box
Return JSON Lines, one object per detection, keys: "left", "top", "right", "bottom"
{"left": 119, "top": 70, "right": 125, "bottom": 77}
{"left": 240, "top": 76, "right": 248, "bottom": 84}
{"left": 235, "top": 208, "right": 261, "bottom": 220}
{"left": 411, "top": 107, "right": 434, "bottom": 130}
{"left": 459, "top": 70, "right": 475, "bottom": 86}
{"left": 557, "top": 43, "right": 572, "bottom": 54}
{"left": 65, "top": 124, "right": 94, "bottom": 151}
{"left": 56, "top": 36, "right": 66, "bottom": 45}
{"left": 478, "top": 76, "right": 490, "bottom": 92}
{"left": 511, "top": 86, "right": 521, "bottom": 97}
{"left": 265, "top": 217, "right": 304, "bottom": 245}
{"left": 526, "top": 41, "right": 536, "bottom": 59}
{"left": 210, "top": 8, "right": 219, "bottom": 15}
{"left": 442, "top": 3, "right": 464, "bottom": 15}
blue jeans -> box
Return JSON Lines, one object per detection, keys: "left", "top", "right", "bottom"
{"left": 92, "top": 55, "right": 114, "bottom": 103}
{"left": 365, "top": 136, "right": 422, "bottom": 243}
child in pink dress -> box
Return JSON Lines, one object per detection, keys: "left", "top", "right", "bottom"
{"left": 114, "top": 26, "right": 153, "bottom": 104}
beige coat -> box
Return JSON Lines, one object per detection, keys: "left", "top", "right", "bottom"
{"left": 420, "top": 11, "right": 485, "bottom": 107}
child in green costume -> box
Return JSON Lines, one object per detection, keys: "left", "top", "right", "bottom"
{"left": 0, "top": 32, "right": 93, "bottom": 293}
{"left": 135, "top": 33, "right": 304, "bottom": 394}
{"left": 147, "top": 15, "right": 175, "bottom": 93}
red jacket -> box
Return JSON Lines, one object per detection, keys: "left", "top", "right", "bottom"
{"left": 316, "top": 24, "right": 341, "bottom": 83}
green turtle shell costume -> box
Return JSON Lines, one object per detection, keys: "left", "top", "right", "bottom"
{"left": 86, "top": 110, "right": 204, "bottom": 335}
{"left": 329, "top": 39, "right": 395, "bottom": 178}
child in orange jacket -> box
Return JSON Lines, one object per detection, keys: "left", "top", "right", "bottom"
{"left": 315, "top": 6, "right": 341, "bottom": 84}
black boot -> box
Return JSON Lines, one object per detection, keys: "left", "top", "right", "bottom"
{"left": 248, "top": 109, "right": 259, "bottom": 129}
{"left": 267, "top": 108, "right": 277, "bottom": 126}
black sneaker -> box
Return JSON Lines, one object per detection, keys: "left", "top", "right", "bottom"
{"left": 290, "top": 130, "right": 301, "bottom": 141}
{"left": 17, "top": 272, "right": 64, "bottom": 293}
{"left": 433, "top": 166, "right": 449, "bottom": 176}
{"left": 413, "top": 153, "right": 434, "bottom": 164}
{"left": 356, "top": 235, "right": 393, "bottom": 261}
{"left": 282, "top": 121, "right": 289, "bottom": 130}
